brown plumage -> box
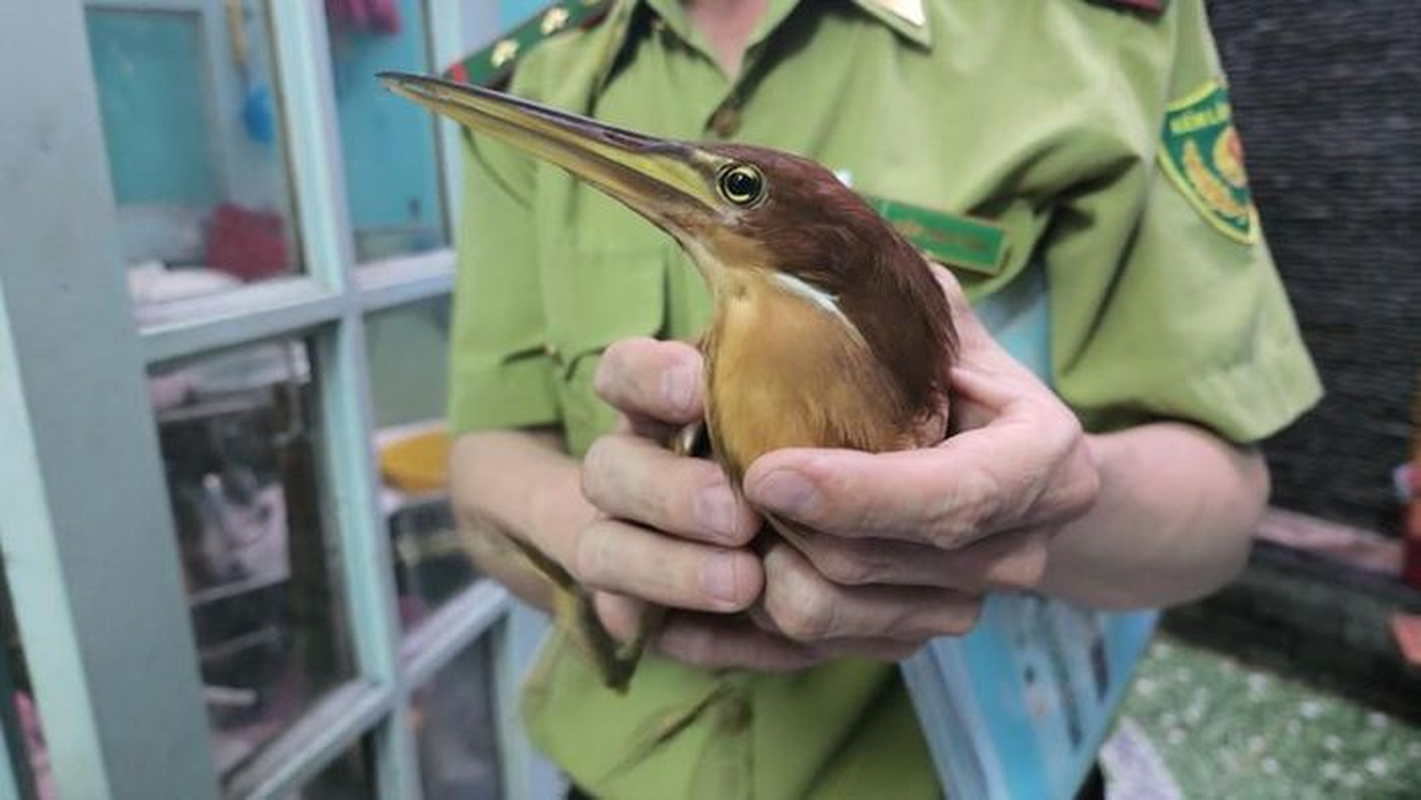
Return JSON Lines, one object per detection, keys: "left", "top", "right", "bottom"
{"left": 379, "top": 73, "right": 955, "bottom": 690}
{"left": 693, "top": 145, "right": 955, "bottom": 491}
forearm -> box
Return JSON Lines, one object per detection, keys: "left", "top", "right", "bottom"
{"left": 1040, "top": 421, "right": 1267, "bottom": 609}
{"left": 449, "top": 428, "right": 597, "bottom": 611}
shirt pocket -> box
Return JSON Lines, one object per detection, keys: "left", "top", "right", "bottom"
{"left": 542, "top": 244, "right": 668, "bottom": 456}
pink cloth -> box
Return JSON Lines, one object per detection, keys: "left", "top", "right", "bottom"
{"left": 325, "top": 0, "right": 401, "bottom": 35}
{"left": 205, "top": 203, "right": 291, "bottom": 282}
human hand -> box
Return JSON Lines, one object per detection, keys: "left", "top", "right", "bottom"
{"left": 574, "top": 338, "right": 786, "bottom": 664}
{"left": 581, "top": 268, "right": 1100, "bottom": 669}
{"left": 580, "top": 339, "right": 936, "bottom": 670}
{"left": 738, "top": 266, "right": 1101, "bottom": 655}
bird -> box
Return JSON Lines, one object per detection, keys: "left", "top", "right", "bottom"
{"left": 379, "top": 71, "right": 956, "bottom": 691}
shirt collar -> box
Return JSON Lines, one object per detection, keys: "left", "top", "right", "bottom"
{"left": 850, "top": 0, "right": 932, "bottom": 47}
{"left": 600, "top": 0, "right": 932, "bottom": 79}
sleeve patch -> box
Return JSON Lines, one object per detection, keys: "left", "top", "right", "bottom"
{"left": 1157, "top": 79, "right": 1260, "bottom": 244}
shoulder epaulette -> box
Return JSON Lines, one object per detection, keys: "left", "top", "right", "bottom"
{"left": 443, "top": 1, "right": 613, "bottom": 89}
{"left": 1086, "top": 0, "right": 1168, "bottom": 15}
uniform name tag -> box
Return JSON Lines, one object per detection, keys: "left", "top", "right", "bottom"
{"left": 860, "top": 194, "right": 1008, "bottom": 276}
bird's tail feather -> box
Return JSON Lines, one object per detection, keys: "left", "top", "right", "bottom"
{"left": 469, "top": 527, "right": 645, "bottom": 693}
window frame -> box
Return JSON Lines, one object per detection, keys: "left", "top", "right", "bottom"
{"left": 0, "top": 2, "right": 556, "bottom": 797}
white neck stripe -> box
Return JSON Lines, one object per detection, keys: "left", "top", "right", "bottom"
{"left": 771, "top": 272, "right": 848, "bottom": 321}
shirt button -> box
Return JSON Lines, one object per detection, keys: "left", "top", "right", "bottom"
{"left": 709, "top": 104, "right": 742, "bottom": 138}
{"left": 542, "top": 342, "right": 561, "bottom": 361}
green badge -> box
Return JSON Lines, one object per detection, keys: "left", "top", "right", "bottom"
{"left": 859, "top": 194, "right": 1008, "bottom": 276}
{"left": 1159, "top": 79, "right": 1258, "bottom": 244}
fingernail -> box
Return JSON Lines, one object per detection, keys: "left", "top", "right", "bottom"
{"left": 700, "top": 552, "right": 741, "bottom": 606}
{"left": 755, "top": 469, "right": 817, "bottom": 516}
{"left": 696, "top": 484, "right": 739, "bottom": 540}
{"left": 661, "top": 362, "right": 698, "bottom": 415}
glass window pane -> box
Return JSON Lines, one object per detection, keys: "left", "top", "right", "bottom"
{"left": 327, "top": 0, "right": 446, "bottom": 262}
{"left": 366, "top": 298, "right": 471, "bottom": 630}
{"left": 85, "top": 3, "right": 304, "bottom": 315}
{"left": 367, "top": 298, "right": 450, "bottom": 430}
{"left": 499, "top": 0, "right": 552, "bottom": 26}
{"left": 0, "top": 585, "right": 50, "bottom": 800}
{"left": 388, "top": 495, "right": 478, "bottom": 631}
{"left": 150, "top": 339, "right": 355, "bottom": 779}
{"left": 383, "top": 441, "right": 479, "bottom": 632}
{"left": 413, "top": 637, "right": 502, "bottom": 799}
{"left": 451, "top": 3, "right": 539, "bottom": 85}
{"left": 291, "top": 739, "right": 375, "bottom": 800}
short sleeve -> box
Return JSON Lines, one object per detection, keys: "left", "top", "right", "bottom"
{"left": 445, "top": 119, "right": 561, "bottom": 435}
{"left": 1042, "top": 0, "right": 1322, "bottom": 444}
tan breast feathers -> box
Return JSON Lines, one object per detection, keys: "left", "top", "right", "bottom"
{"left": 705, "top": 269, "right": 911, "bottom": 485}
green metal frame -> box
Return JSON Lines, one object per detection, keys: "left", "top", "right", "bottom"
{"left": 0, "top": 1, "right": 561, "bottom": 797}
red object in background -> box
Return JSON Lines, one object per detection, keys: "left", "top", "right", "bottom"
{"left": 325, "top": 0, "right": 401, "bottom": 35}
{"left": 1392, "top": 614, "right": 1421, "bottom": 667}
{"left": 205, "top": 203, "right": 290, "bottom": 282}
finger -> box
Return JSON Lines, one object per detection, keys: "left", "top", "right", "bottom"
{"left": 929, "top": 264, "right": 1014, "bottom": 368}
{"left": 788, "top": 528, "right": 1051, "bottom": 592}
{"left": 947, "top": 369, "right": 1101, "bottom": 526}
{"left": 931, "top": 264, "right": 1071, "bottom": 391}
{"left": 653, "top": 612, "right": 822, "bottom": 672}
{"left": 760, "top": 541, "right": 982, "bottom": 643}
{"left": 928, "top": 263, "right": 972, "bottom": 326}
{"left": 583, "top": 433, "right": 760, "bottom": 546}
{"left": 948, "top": 363, "right": 1035, "bottom": 434}
{"left": 610, "top": 410, "right": 671, "bottom": 442}
{"left": 744, "top": 408, "right": 1086, "bottom": 548}
{"left": 743, "top": 602, "right": 927, "bottom": 662}
{"left": 593, "top": 591, "right": 649, "bottom": 646}
{"left": 571, "top": 518, "right": 762, "bottom": 612}
{"left": 947, "top": 361, "right": 1055, "bottom": 433}
{"left": 658, "top": 613, "right": 922, "bottom": 668}
{"left": 814, "top": 636, "right": 925, "bottom": 663}
{"left": 593, "top": 338, "right": 705, "bottom": 425}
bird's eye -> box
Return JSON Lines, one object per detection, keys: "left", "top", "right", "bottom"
{"left": 718, "top": 164, "right": 765, "bottom": 207}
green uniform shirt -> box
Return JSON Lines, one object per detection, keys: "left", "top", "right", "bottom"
{"left": 446, "top": 1, "right": 1322, "bottom": 796}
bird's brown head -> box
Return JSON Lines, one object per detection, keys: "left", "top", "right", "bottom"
{"left": 379, "top": 72, "right": 955, "bottom": 419}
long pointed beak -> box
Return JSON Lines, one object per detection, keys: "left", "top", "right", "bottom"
{"left": 378, "top": 71, "right": 725, "bottom": 235}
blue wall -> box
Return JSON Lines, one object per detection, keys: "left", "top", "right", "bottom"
{"left": 500, "top": 0, "right": 549, "bottom": 27}
{"left": 330, "top": 0, "right": 443, "bottom": 258}
{"left": 87, "top": 10, "right": 218, "bottom": 207}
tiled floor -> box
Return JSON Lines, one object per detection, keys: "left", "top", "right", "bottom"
{"left": 1108, "top": 635, "right": 1421, "bottom": 799}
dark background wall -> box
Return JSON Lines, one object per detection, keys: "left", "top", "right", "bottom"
{"left": 1207, "top": 1, "right": 1420, "bottom": 534}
